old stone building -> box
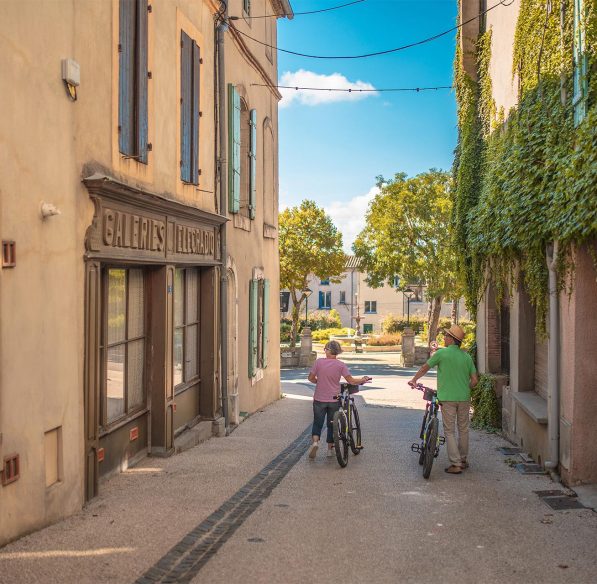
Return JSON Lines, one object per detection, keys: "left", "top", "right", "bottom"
{"left": 458, "top": 0, "right": 597, "bottom": 485}
{"left": 0, "top": 0, "right": 292, "bottom": 546}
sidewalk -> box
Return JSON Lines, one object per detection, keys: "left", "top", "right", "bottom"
{"left": 1, "top": 374, "right": 596, "bottom": 583}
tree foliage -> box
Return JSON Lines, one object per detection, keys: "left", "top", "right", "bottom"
{"left": 353, "top": 170, "right": 460, "bottom": 342}
{"left": 279, "top": 200, "right": 346, "bottom": 346}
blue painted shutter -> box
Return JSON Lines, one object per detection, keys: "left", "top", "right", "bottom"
{"left": 249, "top": 279, "right": 258, "bottom": 377}
{"left": 249, "top": 110, "right": 257, "bottom": 219}
{"left": 180, "top": 31, "right": 192, "bottom": 182}
{"left": 118, "top": 0, "right": 135, "bottom": 156}
{"left": 191, "top": 41, "right": 200, "bottom": 184}
{"left": 136, "top": 0, "right": 149, "bottom": 163}
{"left": 261, "top": 279, "right": 270, "bottom": 368}
{"left": 318, "top": 291, "right": 324, "bottom": 309}
{"left": 228, "top": 85, "right": 241, "bottom": 213}
{"left": 573, "top": 0, "right": 588, "bottom": 126}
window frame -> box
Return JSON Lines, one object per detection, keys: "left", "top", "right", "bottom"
{"left": 339, "top": 291, "right": 346, "bottom": 304}
{"left": 319, "top": 291, "right": 332, "bottom": 310}
{"left": 364, "top": 300, "right": 377, "bottom": 314}
{"left": 100, "top": 267, "right": 148, "bottom": 432}
{"left": 249, "top": 276, "right": 270, "bottom": 378}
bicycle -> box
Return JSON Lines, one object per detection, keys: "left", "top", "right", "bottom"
{"left": 332, "top": 382, "right": 366, "bottom": 467}
{"left": 410, "top": 383, "right": 445, "bottom": 479}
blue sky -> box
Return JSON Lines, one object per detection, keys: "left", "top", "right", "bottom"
{"left": 277, "top": 0, "right": 458, "bottom": 251}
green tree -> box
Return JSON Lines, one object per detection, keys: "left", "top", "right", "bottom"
{"left": 279, "top": 200, "right": 346, "bottom": 347}
{"left": 353, "top": 170, "right": 460, "bottom": 343}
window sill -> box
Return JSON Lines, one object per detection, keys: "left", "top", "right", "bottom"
{"left": 233, "top": 213, "right": 251, "bottom": 231}
{"left": 100, "top": 408, "right": 149, "bottom": 437}
{"left": 512, "top": 391, "right": 547, "bottom": 425}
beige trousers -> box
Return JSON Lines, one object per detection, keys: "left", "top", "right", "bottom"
{"left": 441, "top": 401, "right": 470, "bottom": 466}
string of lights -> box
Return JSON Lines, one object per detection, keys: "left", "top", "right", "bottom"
{"left": 252, "top": 83, "right": 454, "bottom": 93}
{"left": 229, "top": 0, "right": 365, "bottom": 20}
{"left": 230, "top": 0, "right": 515, "bottom": 59}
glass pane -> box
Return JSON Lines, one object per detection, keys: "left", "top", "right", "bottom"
{"left": 174, "top": 327, "right": 183, "bottom": 386}
{"left": 185, "top": 324, "right": 198, "bottom": 380}
{"left": 107, "top": 269, "right": 126, "bottom": 344}
{"left": 186, "top": 269, "right": 199, "bottom": 323}
{"left": 128, "top": 339, "right": 145, "bottom": 409}
{"left": 128, "top": 269, "right": 144, "bottom": 338}
{"left": 174, "top": 269, "right": 184, "bottom": 327}
{"left": 106, "top": 345, "right": 125, "bottom": 422}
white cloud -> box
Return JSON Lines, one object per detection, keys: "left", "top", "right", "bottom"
{"left": 279, "top": 69, "right": 377, "bottom": 108}
{"left": 325, "top": 186, "right": 380, "bottom": 253}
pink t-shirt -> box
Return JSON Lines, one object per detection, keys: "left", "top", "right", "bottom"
{"left": 310, "top": 358, "right": 351, "bottom": 402}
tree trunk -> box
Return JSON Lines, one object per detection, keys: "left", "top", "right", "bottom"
{"left": 289, "top": 291, "right": 303, "bottom": 348}
{"left": 428, "top": 296, "right": 443, "bottom": 344}
{"left": 427, "top": 300, "right": 433, "bottom": 328}
{"left": 451, "top": 299, "right": 458, "bottom": 324}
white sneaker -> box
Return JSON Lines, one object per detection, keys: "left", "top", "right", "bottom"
{"left": 308, "top": 441, "right": 319, "bottom": 459}
{"left": 326, "top": 448, "right": 334, "bottom": 458}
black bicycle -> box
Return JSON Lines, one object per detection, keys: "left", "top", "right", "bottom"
{"left": 410, "top": 383, "right": 445, "bottom": 479}
{"left": 332, "top": 383, "right": 363, "bottom": 467}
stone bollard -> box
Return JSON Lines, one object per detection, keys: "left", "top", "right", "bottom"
{"left": 401, "top": 327, "right": 415, "bottom": 367}
{"left": 299, "top": 327, "right": 313, "bottom": 367}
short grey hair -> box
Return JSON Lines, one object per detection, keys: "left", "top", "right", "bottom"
{"left": 324, "top": 340, "right": 343, "bottom": 355}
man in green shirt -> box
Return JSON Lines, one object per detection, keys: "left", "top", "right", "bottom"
{"left": 409, "top": 324, "right": 478, "bottom": 474}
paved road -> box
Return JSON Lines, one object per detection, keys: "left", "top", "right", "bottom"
{"left": 1, "top": 355, "right": 596, "bottom": 583}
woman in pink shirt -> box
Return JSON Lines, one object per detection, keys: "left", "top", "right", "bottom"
{"left": 307, "top": 340, "right": 371, "bottom": 458}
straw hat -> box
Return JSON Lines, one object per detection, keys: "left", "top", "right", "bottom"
{"left": 444, "top": 324, "right": 465, "bottom": 342}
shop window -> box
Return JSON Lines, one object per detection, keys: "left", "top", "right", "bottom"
{"left": 174, "top": 268, "right": 201, "bottom": 389}
{"left": 318, "top": 291, "right": 331, "bottom": 309}
{"left": 339, "top": 291, "right": 346, "bottom": 304}
{"left": 102, "top": 268, "right": 146, "bottom": 426}
{"left": 118, "top": 0, "right": 149, "bottom": 163}
{"left": 249, "top": 278, "right": 270, "bottom": 377}
{"left": 365, "top": 301, "right": 377, "bottom": 313}
{"left": 363, "top": 324, "right": 373, "bottom": 334}
{"left": 180, "top": 30, "right": 200, "bottom": 184}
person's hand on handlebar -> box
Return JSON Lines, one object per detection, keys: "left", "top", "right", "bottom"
{"left": 360, "top": 376, "right": 372, "bottom": 384}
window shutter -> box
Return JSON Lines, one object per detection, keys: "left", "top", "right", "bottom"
{"left": 249, "top": 109, "right": 257, "bottom": 219}
{"left": 261, "top": 279, "right": 270, "bottom": 368}
{"left": 573, "top": 0, "right": 588, "bottom": 126}
{"left": 136, "top": 0, "right": 149, "bottom": 163}
{"left": 249, "top": 279, "right": 258, "bottom": 377}
{"left": 318, "top": 291, "right": 324, "bottom": 309}
{"left": 118, "top": 0, "right": 136, "bottom": 156}
{"left": 180, "top": 31, "right": 192, "bottom": 183}
{"left": 228, "top": 84, "right": 241, "bottom": 213}
{"left": 191, "top": 41, "right": 200, "bottom": 184}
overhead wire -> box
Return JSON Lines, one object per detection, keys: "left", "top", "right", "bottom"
{"left": 229, "top": 0, "right": 515, "bottom": 60}
{"left": 252, "top": 83, "right": 453, "bottom": 92}
{"left": 229, "top": 0, "right": 365, "bottom": 20}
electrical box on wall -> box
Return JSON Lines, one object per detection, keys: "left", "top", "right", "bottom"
{"left": 61, "top": 59, "right": 80, "bottom": 86}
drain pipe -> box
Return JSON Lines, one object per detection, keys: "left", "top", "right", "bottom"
{"left": 545, "top": 241, "right": 560, "bottom": 478}
{"left": 216, "top": 4, "right": 230, "bottom": 434}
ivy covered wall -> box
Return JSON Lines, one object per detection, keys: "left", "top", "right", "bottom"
{"left": 452, "top": 0, "right": 597, "bottom": 331}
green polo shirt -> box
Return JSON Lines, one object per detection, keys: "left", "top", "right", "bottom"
{"left": 427, "top": 345, "right": 476, "bottom": 402}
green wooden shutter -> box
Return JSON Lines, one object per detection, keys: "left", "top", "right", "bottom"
{"left": 573, "top": 0, "right": 588, "bottom": 126}
{"left": 118, "top": 0, "right": 136, "bottom": 156}
{"left": 136, "top": 0, "right": 149, "bottom": 163}
{"left": 228, "top": 84, "right": 241, "bottom": 213}
{"left": 249, "top": 279, "right": 258, "bottom": 377}
{"left": 249, "top": 109, "right": 257, "bottom": 219}
{"left": 180, "top": 31, "right": 192, "bottom": 182}
{"left": 261, "top": 279, "right": 270, "bottom": 368}
{"left": 191, "top": 41, "right": 200, "bottom": 184}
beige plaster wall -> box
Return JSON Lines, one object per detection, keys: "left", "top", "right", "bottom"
{"left": 226, "top": 0, "right": 282, "bottom": 415}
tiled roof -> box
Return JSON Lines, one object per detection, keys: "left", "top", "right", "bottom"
{"left": 345, "top": 255, "right": 362, "bottom": 270}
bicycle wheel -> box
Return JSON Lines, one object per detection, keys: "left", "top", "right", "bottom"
{"left": 349, "top": 404, "right": 362, "bottom": 455}
{"left": 422, "top": 417, "right": 439, "bottom": 479}
{"left": 333, "top": 410, "right": 349, "bottom": 467}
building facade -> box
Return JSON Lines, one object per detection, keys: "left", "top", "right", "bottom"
{"left": 0, "top": 0, "right": 291, "bottom": 546}
{"left": 283, "top": 256, "right": 461, "bottom": 333}
{"left": 458, "top": 0, "right": 597, "bottom": 485}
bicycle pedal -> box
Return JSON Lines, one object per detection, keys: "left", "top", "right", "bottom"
{"left": 411, "top": 443, "right": 422, "bottom": 453}
{"left": 439, "top": 436, "right": 446, "bottom": 445}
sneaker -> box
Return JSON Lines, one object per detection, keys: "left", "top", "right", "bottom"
{"left": 308, "top": 441, "right": 319, "bottom": 459}
{"left": 326, "top": 448, "right": 334, "bottom": 458}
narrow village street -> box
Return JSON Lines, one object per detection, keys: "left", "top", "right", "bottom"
{"left": 1, "top": 353, "right": 596, "bottom": 584}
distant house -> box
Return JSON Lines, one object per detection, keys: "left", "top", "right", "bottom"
{"left": 282, "top": 256, "right": 464, "bottom": 333}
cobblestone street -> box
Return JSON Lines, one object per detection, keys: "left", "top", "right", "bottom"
{"left": 1, "top": 354, "right": 596, "bottom": 583}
